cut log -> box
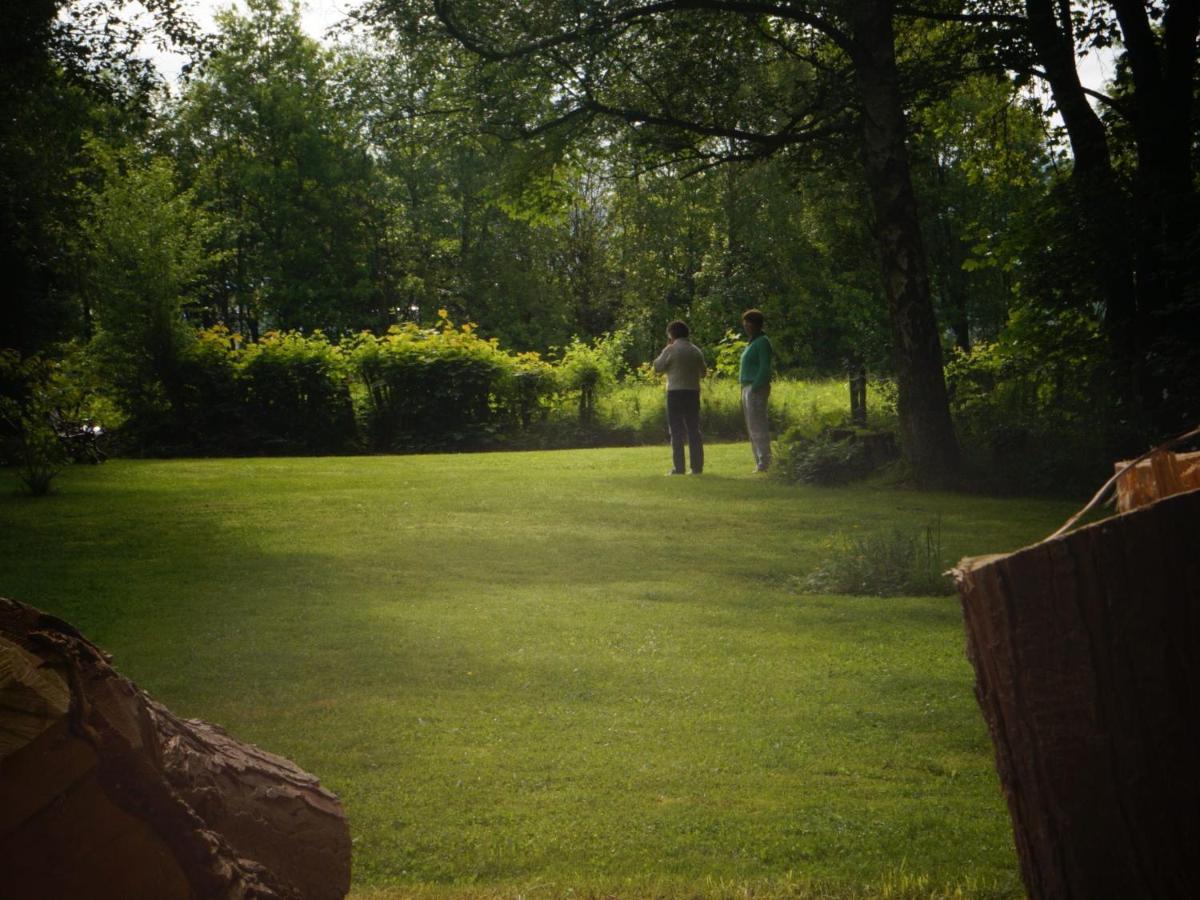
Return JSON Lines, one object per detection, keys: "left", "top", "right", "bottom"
{"left": 953, "top": 488, "right": 1200, "bottom": 899}
{"left": 1114, "top": 449, "right": 1200, "bottom": 512}
{"left": 0, "top": 597, "right": 351, "bottom": 900}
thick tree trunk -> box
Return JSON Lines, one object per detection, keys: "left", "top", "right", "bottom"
{"left": 0, "top": 597, "right": 351, "bottom": 900}
{"left": 848, "top": 0, "right": 959, "bottom": 486}
{"left": 953, "top": 488, "right": 1200, "bottom": 899}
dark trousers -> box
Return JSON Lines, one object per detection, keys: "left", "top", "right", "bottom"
{"left": 667, "top": 389, "right": 703, "bottom": 473}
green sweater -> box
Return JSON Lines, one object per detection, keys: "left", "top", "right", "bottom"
{"left": 739, "top": 334, "right": 773, "bottom": 389}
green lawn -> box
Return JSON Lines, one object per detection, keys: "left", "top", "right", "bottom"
{"left": 0, "top": 445, "right": 1078, "bottom": 897}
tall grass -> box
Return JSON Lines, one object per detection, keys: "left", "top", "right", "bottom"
{"left": 588, "top": 377, "right": 897, "bottom": 444}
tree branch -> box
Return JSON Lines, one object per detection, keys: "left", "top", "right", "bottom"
{"left": 434, "top": 0, "right": 852, "bottom": 59}
{"left": 894, "top": 5, "right": 1025, "bottom": 26}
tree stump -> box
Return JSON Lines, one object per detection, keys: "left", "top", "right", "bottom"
{"left": 953, "top": 488, "right": 1199, "bottom": 899}
{"left": 0, "top": 597, "right": 351, "bottom": 899}
{"left": 1114, "top": 449, "right": 1200, "bottom": 512}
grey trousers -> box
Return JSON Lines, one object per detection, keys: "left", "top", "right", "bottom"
{"left": 741, "top": 384, "right": 771, "bottom": 470}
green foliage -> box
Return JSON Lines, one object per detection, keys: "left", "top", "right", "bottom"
{"left": 240, "top": 330, "right": 355, "bottom": 453}
{"left": 172, "top": 326, "right": 246, "bottom": 452}
{"left": 946, "top": 311, "right": 1111, "bottom": 495}
{"left": 772, "top": 430, "right": 874, "bottom": 486}
{"left": 502, "top": 351, "right": 558, "bottom": 432}
{"left": 712, "top": 329, "right": 747, "bottom": 378}
{"left": 0, "top": 0, "right": 190, "bottom": 356}
{"left": 0, "top": 352, "right": 76, "bottom": 495}
{"left": 800, "top": 519, "right": 953, "bottom": 597}
{"left": 347, "top": 311, "right": 529, "bottom": 450}
{"left": 555, "top": 332, "right": 624, "bottom": 425}
{"left": 909, "top": 75, "right": 1052, "bottom": 351}
{"left": 172, "top": 0, "right": 379, "bottom": 334}
{"left": 82, "top": 144, "right": 219, "bottom": 446}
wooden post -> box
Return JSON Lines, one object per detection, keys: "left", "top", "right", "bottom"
{"left": 953, "top": 489, "right": 1200, "bottom": 898}
{"left": 848, "top": 364, "right": 867, "bottom": 427}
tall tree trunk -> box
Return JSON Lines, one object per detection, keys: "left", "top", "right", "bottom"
{"left": 1023, "top": 0, "right": 1139, "bottom": 418}
{"left": 848, "top": 0, "right": 959, "bottom": 486}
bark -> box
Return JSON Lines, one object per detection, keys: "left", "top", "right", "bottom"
{"left": 953, "top": 488, "right": 1200, "bottom": 899}
{"left": 847, "top": 0, "right": 959, "bottom": 486}
{"left": 1023, "top": 0, "right": 1138, "bottom": 390}
{"left": 0, "top": 597, "right": 351, "bottom": 900}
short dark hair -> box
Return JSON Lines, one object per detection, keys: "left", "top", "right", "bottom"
{"left": 666, "top": 319, "right": 690, "bottom": 339}
{"left": 741, "top": 309, "right": 765, "bottom": 328}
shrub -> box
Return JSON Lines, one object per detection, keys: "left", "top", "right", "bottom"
{"left": 772, "top": 429, "right": 874, "bottom": 485}
{"left": 0, "top": 352, "right": 77, "bottom": 495}
{"left": 712, "top": 329, "right": 747, "bottom": 378}
{"left": 240, "top": 330, "right": 355, "bottom": 453}
{"left": 946, "top": 325, "right": 1111, "bottom": 495}
{"left": 556, "top": 336, "right": 619, "bottom": 426}
{"left": 499, "top": 352, "right": 558, "bottom": 433}
{"left": 172, "top": 326, "right": 246, "bottom": 453}
{"left": 347, "top": 312, "right": 514, "bottom": 451}
{"left": 799, "top": 520, "right": 953, "bottom": 597}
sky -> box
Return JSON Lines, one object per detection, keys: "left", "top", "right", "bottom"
{"left": 146, "top": 0, "right": 364, "bottom": 82}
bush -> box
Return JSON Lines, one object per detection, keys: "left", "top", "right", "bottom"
{"left": 240, "top": 330, "right": 355, "bottom": 453}
{"left": 74, "top": 307, "right": 905, "bottom": 459}
{"left": 499, "top": 352, "right": 558, "bottom": 433}
{"left": 772, "top": 428, "right": 880, "bottom": 485}
{"left": 712, "top": 329, "right": 747, "bottom": 378}
{"left": 556, "top": 335, "right": 620, "bottom": 427}
{"left": 0, "top": 352, "right": 77, "bottom": 495}
{"left": 347, "top": 312, "right": 518, "bottom": 451}
{"left": 172, "top": 326, "right": 246, "bottom": 453}
{"left": 799, "top": 520, "right": 953, "bottom": 597}
{"left": 946, "top": 324, "right": 1111, "bottom": 495}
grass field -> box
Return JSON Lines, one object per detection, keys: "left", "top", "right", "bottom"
{"left": 0, "top": 445, "right": 1080, "bottom": 897}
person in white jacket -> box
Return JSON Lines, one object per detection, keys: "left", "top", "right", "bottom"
{"left": 652, "top": 320, "right": 707, "bottom": 474}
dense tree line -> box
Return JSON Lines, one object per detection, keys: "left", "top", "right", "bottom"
{"left": 2, "top": 0, "right": 1196, "bottom": 488}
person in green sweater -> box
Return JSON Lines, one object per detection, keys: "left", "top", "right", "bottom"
{"left": 739, "top": 309, "right": 774, "bottom": 472}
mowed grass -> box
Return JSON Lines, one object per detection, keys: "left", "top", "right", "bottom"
{"left": 0, "top": 445, "right": 1079, "bottom": 897}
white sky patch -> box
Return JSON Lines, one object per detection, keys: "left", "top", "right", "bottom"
{"left": 1078, "top": 45, "right": 1119, "bottom": 98}
{"left": 141, "top": 0, "right": 363, "bottom": 83}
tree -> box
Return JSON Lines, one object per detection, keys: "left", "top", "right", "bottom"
{"left": 173, "top": 0, "right": 379, "bottom": 336}
{"left": 0, "top": 0, "right": 201, "bottom": 355}
{"left": 932, "top": 0, "right": 1200, "bottom": 437}
{"left": 846, "top": 0, "right": 960, "bottom": 481}
{"left": 331, "top": 24, "right": 606, "bottom": 350}
{"left": 83, "top": 146, "right": 217, "bottom": 439}
{"left": 373, "top": 0, "right": 963, "bottom": 484}
{"left": 908, "top": 74, "right": 1051, "bottom": 353}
